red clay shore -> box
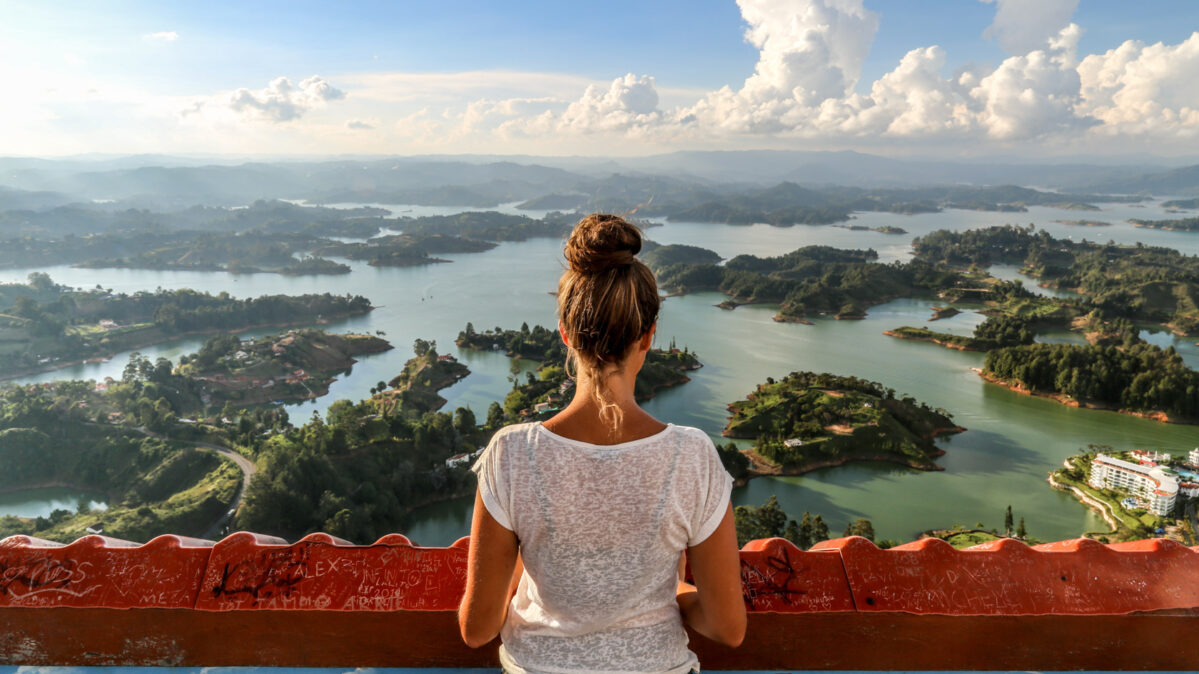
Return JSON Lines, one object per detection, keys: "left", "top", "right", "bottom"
{"left": 974, "top": 368, "right": 1182, "bottom": 424}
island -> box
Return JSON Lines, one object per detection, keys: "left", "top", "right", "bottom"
{"left": 1055, "top": 219, "right": 1112, "bottom": 227}
{"left": 177, "top": 330, "right": 392, "bottom": 406}
{"left": 723, "top": 371, "right": 964, "bottom": 476}
{"left": 928, "top": 306, "right": 961, "bottom": 320}
{"left": 912, "top": 224, "right": 1199, "bottom": 334}
{"left": 384, "top": 339, "right": 471, "bottom": 414}
{"left": 834, "top": 224, "right": 908, "bottom": 234}
{"left": 653, "top": 244, "right": 964, "bottom": 322}
{"left": 980, "top": 342, "right": 1199, "bottom": 423}
{"left": 1162, "top": 198, "right": 1199, "bottom": 210}
{"left": 1130, "top": 216, "right": 1199, "bottom": 232}
{"left": 884, "top": 315, "right": 1035, "bottom": 352}
{"left": 0, "top": 275, "right": 374, "bottom": 379}
{"left": 455, "top": 322, "right": 702, "bottom": 420}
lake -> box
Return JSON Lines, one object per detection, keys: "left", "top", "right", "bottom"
{"left": 5, "top": 199, "right": 1199, "bottom": 545}
{"left": 0, "top": 486, "right": 107, "bottom": 519}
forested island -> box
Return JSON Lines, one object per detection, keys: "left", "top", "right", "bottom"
{"left": 651, "top": 243, "right": 962, "bottom": 321}
{"left": 456, "top": 322, "right": 702, "bottom": 415}
{"left": 980, "top": 342, "right": 1199, "bottom": 422}
{"left": 0, "top": 202, "right": 579, "bottom": 272}
{"left": 884, "top": 315, "right": 1035, "bottom": 352}
{"left": 1130, "top": 216, "right": 1199, "bottom": 232}
{"left": 834, "top": 224, "right": 908, "bottom": 234}
{"left": 912, "top": 224, "right": 1199, "bottom": 334}
{"left": 384, "top": 339, "right": 471, "bottom": 414}
{"left": 723, "top": 371, "right": 963, "bottom": 475}
{"left": 0, "top": 275, "right": 373, "bottom": 378}
{"left": 523, "top": 180, "right": 1142, "bottom": 227}
{"left": 178, "top": 330, "right": 392, "bottom": 406}
{"left": 1162, "top": 198, "right": 1199, "bottom": 210}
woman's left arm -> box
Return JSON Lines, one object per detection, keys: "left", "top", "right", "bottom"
{"left": 458, "top": 488, "right": 520, "bottom": 648}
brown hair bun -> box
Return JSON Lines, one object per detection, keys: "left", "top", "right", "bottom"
{"left": 557, "top": 213, "right": 661, "bottom": 437}
{"left": 564, "top": 213, "right": 642, "bottom": 274}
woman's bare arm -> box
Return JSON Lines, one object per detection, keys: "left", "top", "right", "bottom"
{"left": 458, "top": 489, "right": 520, "bottom": 648}
{"left": 676, "top": 503, "right": 746, "bottom": 647}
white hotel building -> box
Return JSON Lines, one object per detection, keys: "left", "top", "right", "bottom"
{"left": 1089, "top": 454, "right": 1179, "bottom": 516}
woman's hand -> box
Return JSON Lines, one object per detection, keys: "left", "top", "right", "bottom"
{"left": 458, "top": 489, "right": 520, "bottom": 648}
{"left": 676, "top": 503, "right": 745, "bottom": 648}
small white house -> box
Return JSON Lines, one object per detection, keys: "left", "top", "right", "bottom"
{"left": 445, "top": 453, "right": 472, "bottom": 468}
{"left": 783, "top": 438, "right": 805, "bottom": 448}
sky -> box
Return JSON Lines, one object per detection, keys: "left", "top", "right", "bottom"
{"left": 2, "top": 0, "right": 1198, "bottom": 158}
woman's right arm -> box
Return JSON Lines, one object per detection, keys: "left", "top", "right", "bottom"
{"left": 676, "top": 503, "right": 746, "bottom": 647}
{"left": 458, "top": 489, "right": 520, "bottom": 648}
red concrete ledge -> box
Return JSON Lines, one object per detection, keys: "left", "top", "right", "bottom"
{"left": 2, "top": 531, "right": 1199, "bottom": 668}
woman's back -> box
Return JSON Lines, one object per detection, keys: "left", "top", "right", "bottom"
{"left": 474, "top": 422, "right": 732, "bottom": 673}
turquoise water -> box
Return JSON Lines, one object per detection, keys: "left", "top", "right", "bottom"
{"left": 4, "top": 202, "right": 1199, "bottom": 545}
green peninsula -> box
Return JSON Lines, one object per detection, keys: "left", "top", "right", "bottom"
{"left": 178, "top": 330, "right": 392, "bottom": 406}
{"left": 0, "top": 383, "right": 241, "bottom": 542}
{"left": 724, "top": 371, "right": 963, "bottom": 475}
{"left": 981, "top": 342, "right": 1199, "bottom": 423}
{"left": 884, "top": 315, "right": 1035, "bottom": 352}
{"left": 384, "top": 340, "right": 471, "bottom": 415}
{"left": 0, "top": 275, "right": 374, "bottom": 379}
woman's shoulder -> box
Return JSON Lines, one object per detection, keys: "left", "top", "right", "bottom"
{"left": 667, "top": 423, "right": 713, "bottom": 443}
{"left": 488, "top": 421, "right": 541, "bottom": 448}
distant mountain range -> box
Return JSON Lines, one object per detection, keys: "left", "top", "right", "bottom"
{"left": 0, "top": 151, "right": 1197, "bottom": 213}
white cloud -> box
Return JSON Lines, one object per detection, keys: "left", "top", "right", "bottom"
{"left": 681, "top": 0, "right": 880, "bottom": 134}
{"left": 225, "top": 75, "right": 346, "bottom": 123}
{"left": 980, "top": 0, "right": 1078, "bottom": 55}
{"left": 558, "top": 74, "right": 662, "bottom": 134}
{"left": 969, "top": 24, "right": 1091, "bottom": 139}
{"left": 345, "top": 119, "right": 375, "bottom": 130}
{"left": 144, "top": 31, "right": 179, "bottom": 42}
{"left": 1077, "top": 32, "right": 1199, "bottom": 137}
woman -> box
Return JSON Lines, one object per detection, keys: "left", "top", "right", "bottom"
{"left": 458, "top": 213, "right": 745, "bottom": 673}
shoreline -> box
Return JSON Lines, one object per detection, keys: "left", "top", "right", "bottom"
{"left": 0, "top": 309, "right": 373, "bottom": 382}
{"left": 883, "top": 329, "right": 982, "bottom": 352}
{"left": 0, "top": 480, "right": 110, "bottom": 498}
{"left": 740, "top": 447, "right": 947, "bottom": 482}
{"left": 973, "top": 368, "right": 1188, "bottom": 425}
{"left": 1047, "top": 466, "right": 1119, "bottom": 537}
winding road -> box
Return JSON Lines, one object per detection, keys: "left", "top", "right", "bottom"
{"left": 130, "top": 426, "right": 256, "bottom": 540}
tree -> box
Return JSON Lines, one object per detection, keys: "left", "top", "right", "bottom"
{"left": 27, "top": 272, "right": 54, "bottom": 291}
{"left": 486, "top": 402, "right": 504, "bottom": 429}
{"left": 733, "top": 495, "right": 788, "bottom": 547}
{"left": 453, "top": 406, "right": 476, "bottom": 436}
{"left": 1004, "top": 505, "right": 1014, "bottom": 537}
{"left": 413, "top": 338, "right": 435, "bottom": 358}
{"left": 811, "top": 514, "right": 830, "bottom": 543}
{"left": 796, "top": 511, "right": 815, "bottom": 550}
{"left": 843, "top": 518, "right": 875, "bottom": 542}
{"left": 1016, "top": 517, "right": 1027, "bottom": 539}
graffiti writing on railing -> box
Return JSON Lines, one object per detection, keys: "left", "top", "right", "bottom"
{"left": 210, "top": 546, "right": 311, "bottom": 606}
{"left": 741, "top": 546, "right": 807, "bottom": 609}
{"left": 0, "top": 557, "right": 96, "bottom": 599}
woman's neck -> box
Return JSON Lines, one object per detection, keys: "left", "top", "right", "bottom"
{"left": 541, "top": 367, "right": 666, "bottom": 445}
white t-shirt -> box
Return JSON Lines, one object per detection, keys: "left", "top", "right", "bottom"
{"left": 472, "top": 422, "right": 733, "bottom": 674}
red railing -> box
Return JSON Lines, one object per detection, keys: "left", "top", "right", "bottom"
{"left": 2, "top": 532, "right": 1197, "bottom": 669}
